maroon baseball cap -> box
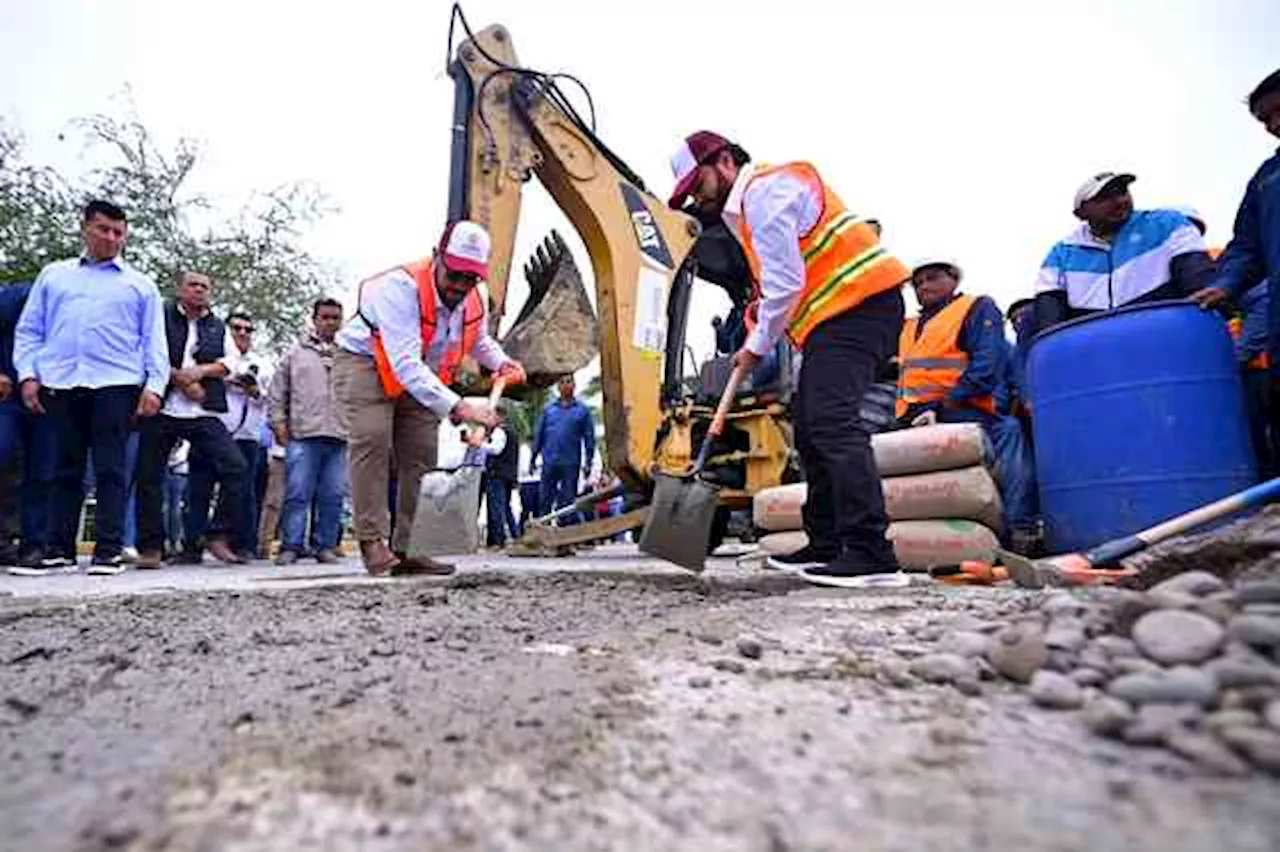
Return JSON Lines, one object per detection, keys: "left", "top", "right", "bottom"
{"left": 668, "top": 130, "right": 733, "bottom": 209}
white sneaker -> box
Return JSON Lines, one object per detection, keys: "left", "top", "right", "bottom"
{"left": 797, "top": 567, "right": 912, "bottom": 589}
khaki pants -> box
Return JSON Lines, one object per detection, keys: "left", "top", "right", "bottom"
{"left": 334, "top": 349, "right": 439, "bottom": 552}
{"left": 256, "top": 455, "right": 286, "bottom": 556}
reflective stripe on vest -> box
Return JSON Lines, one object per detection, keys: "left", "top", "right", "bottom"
{"left": 895, "top": 294, "right": 996, "bottom": 418}
{"left": 737, "top": 162, "right": 910, "bottom": 348}
{"left": 358, "top": 258, "right": 485, "bottom": 399}
{"left": 1247, "top": 351, "right": 1271, "bottom": 371}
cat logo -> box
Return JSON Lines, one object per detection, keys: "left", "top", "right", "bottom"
{"left": 619, "top": 182, "right": 674, "bottom": 269}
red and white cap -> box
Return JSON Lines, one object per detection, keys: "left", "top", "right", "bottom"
{"left": 668, "top": 130, "right": 733, "bottom": 209}
{"left": 437, "top": 219, "right": 491, "bottom": 278}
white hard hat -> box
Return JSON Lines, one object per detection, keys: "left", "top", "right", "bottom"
{"left": 910, "top": 259, "right": 963, "bottom": 281}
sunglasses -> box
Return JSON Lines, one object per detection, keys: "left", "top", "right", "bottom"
{"left": 231, "top": 324, "right": 255, "bottom": 333}
{"left": 445, "top": 270, "right": 481, "bottom": 286}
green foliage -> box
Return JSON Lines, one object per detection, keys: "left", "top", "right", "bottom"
{"left": 0, "top": 105, "right": 336, "bottom": 353}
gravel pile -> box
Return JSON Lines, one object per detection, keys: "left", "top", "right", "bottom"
{"left": 885, "top": 570, "right": 1280, "bottom": 776}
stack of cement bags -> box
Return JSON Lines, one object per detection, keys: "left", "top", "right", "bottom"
{"left": 752, "top": 423, "right": 1003, "bottom": 570}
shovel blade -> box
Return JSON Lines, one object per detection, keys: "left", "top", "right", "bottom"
{"left": 638, "top": 472, "right": 721, "bottom": 572}
{"left": 500, "top": 230, "right": 598, "bottom": 388}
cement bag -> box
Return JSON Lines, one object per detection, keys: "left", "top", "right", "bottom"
{"left": 872, "top": 423, "right": 989, "bottom": 477}
{"left": 407, "top": 467, "right": 483, "bottom": 557}
{"left": 753, "top": 483, "right": 807, "bottom": 532}
{"left": 888, "top": 519, "right": 1000, "bottom": 569}
{"left": 758, "top": 520, "right": 998, "bottom": 570}
{"left": 883, "top": 465, "right": 1003, "bottom": 533}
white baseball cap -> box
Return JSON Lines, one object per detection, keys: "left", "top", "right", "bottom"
{"left": 438, "top": 219, "right": 491, "bottom": 278}
{"left": 1072, "top": 171, "right": 1136, "bottom": 212}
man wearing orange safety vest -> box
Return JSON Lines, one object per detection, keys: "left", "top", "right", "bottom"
{"left": 668, "top": 131, "right": 910, "bottom": 587}
{"left": 895, "top": 261, "right": 1038, "bottom": 549}
{"left": 334, "top": 220, "right": 525, "bottom": 576}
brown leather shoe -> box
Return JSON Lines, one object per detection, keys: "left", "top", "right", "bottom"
{"left": 392, "top": 551, "right": 456, "bottom": 576}
{"left": 360, "top": 541, "right": 401, "bottom": 577}
{"left": 206, "top": 539, "right": 246, "bottom": 565}
{"left": 135, "top": 550, "right": 164, "bottom": 570}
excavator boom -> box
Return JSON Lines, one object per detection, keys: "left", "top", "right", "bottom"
{"left": 446, "top": 15, "right": 701, "bottom": 490}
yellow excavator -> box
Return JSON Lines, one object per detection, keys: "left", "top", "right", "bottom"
{"left": 443, "top": 5, "right": 796, "bottom": 552}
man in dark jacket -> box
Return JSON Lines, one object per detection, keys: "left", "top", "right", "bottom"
{"left": 134, "top": 271, "right": 248, "bottom": 568}
{"left": 1194, "top": 68, "right": 1280, "bottom": 461}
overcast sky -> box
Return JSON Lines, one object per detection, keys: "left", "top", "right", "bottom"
{"left": 2, "top": 0, "right": 1278, "bottom": 371}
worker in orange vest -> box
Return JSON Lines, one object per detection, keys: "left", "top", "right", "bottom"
{"left": 334, "top": 220, "right": 526, "bottom": 576}
{"left": 668, "top": 131, "right": 911, "bottom": 587}
{"left": 896, "top": 260, "right": 1039, "bottom": 551}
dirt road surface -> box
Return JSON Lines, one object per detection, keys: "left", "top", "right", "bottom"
{"left": 2, "top": 546, "right": 1277, "bottom": 851}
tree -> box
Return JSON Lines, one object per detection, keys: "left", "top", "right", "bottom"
{"left": 0, "top": 105, "right": 336, "bottom": 352}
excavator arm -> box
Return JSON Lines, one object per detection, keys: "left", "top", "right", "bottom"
{"left": 446, "top": 14, "right": 702, "bottom": 490}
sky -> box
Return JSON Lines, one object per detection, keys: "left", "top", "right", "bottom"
{"left": 2, "top": 0, "right": 1279, "bottom": 377}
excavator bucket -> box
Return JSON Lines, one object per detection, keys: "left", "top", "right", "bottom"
{"left": 500, "top": 230, "right": 599, "bottom": 388}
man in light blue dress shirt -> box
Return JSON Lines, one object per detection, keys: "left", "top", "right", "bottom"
{"left": 11, "top": 200, "right": 169, "bottom": 575}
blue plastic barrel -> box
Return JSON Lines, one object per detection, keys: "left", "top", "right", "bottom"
{"left": 1027, "top": 301, "right": 1257, "bottom": 553}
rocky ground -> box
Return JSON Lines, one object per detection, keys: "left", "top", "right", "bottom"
{"left": 2, "top": 519, "right": 1280, "bottom": 851}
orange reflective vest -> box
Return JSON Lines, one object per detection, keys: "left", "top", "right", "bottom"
{"left": 737, "top": 162, "right": 910, "bottom": 348}
{"left": 359, "top": 258, "right": 485, "bottom": 399}
{"left": 895, "top": 294, "right": 997, "bottom": 418}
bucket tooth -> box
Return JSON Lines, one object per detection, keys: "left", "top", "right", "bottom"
{"left": 500, "top": 230, "right": 598, "bottom": 387}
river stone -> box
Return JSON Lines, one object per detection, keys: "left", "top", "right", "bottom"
{"left": 909, "top": 653, "right": 973, "bottom": 685}
{"left": 878, "top": 658, "right": 917, "bottom": 689}
{"left": 1227, "top": 615, "right": 1280, "bottom": 649}
{"left": 1235, "top": 580, "right": 1280, "bottom": 607}
{"left": 1122, "top": 703, "right": 1202, "bottom": 746}
{"left": 1041, "top": 592, "right": 1087, "bottom": 620}
{"left": 1146, "top": 590, "right": 1199, "bottom": 611}
{"left": 1029, "top": 670, "right": 1084, "bottom": 710}
{"left": 1111, "top": 656, "right": 1163, "bottom": 677}
{"left": 1132, "top": 610, "right": 1225, "bottom": 665}
{"left": 1190, "top": 598, "right": 1238, "bottom": 626}
{"left": 1218, "top": 726, "right": 1280, "bottom": 773}
{"left": 1151, "top": 570, "right": 1228, "bottom": 597}
{"left": 1203, "top": 657, "right": 1280, "bottom": 689}
{"left": 986, "top": 624, "right": 1048, "bottom": 684}
{"left": 1045, "top": 622, "right": 1088, "bottom": 654}
{"left": 941, "top": 631, "right": 991, "bottom": 659}
{"left": 1243, "top": 604, "right": 1280, "bottom": 618}
{"left": 1203, "top": 708, "right": 1262, "bottom": 732}
{"left": 1266, "top": 700, "right": 1280, "bottom": 732}
{"left": 1094, "top": 636, "right": 1139, "bottom": 659}
{"left": 1108, "top": 666, "right": 1219, "bottom": 706}
{"left": 1166, "top": 731, "right": 1251, "bottom": 776}
{"left": 1077, "top": 646, "right": 1112, "bottom": 675}
{"left": 1084, "top": 697, "right": 1135, "bottom": 738}
{"left": 1070, "top": 667, "right": 1107, "bottom": 688}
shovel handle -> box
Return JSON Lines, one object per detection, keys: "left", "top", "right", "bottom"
{"left": 465, "top": 376, "right": 508, "bottom": 449}
{"left": 692, "top": 364, "right": 750, "bottom": 471}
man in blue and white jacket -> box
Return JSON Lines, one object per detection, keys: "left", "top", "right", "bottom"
{"left": 1032, "top": 172, "right": 1217, "bottom": 331}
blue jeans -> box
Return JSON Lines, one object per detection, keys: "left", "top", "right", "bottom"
{"left": 937, "top": 407, "right": 1039, "bottom": 534}
{"left": 484, "top": 476, "right": 518, "bottom": 545}
{"left": 281, "top": 438, "right": 348, "bottom": 552}
{"left": 163, "top": 471, "right": 188, "bottom": 551}
{"left": 540, "top": 463, "right": 580, "bottom": 526}
{"left": 0, "top": 400, "right": 57, "bottom": 550}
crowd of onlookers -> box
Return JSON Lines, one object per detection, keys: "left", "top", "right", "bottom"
{"left": 0, "top": 200, "right": 604, "bottom": 575}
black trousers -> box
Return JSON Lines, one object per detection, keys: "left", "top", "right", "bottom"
{"left": 795, "top": 288, "right": 904, "bottom": 565}
{"left": 136, "top": 415, "right": 247, "bottom": 555}
{"left": 44, "top": 385, "right": 139, "bottom": 558}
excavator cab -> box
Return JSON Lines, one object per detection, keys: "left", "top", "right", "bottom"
{"left": 442, "top": 5, "right": 796, "bottom": 551}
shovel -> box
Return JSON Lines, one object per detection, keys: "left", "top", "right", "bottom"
{"left": 639, "top": 363, "right": 749, "bottom": 571}
{"left": 997, "top": 475, "right": 1280, "bottom": 588}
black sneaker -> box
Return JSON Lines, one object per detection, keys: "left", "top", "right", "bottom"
{"left": 765, "top": 544, "right": 838, "bottom": 572}
{"left": 274, "top": 549, "right": 299, "bottom": 566}
{"left": 8, "top": 552, "right": 75, "bottom": 577}
{"left": 87, "top": 553, "right": 127, "bottom": 576}
{"left": 798, "top": 552, "right": 910, "bottom": 589}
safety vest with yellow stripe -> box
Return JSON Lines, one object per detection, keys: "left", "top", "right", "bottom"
{"left": 737, "top": 162, "right": 910, "bottom": 348}
{"left": 896, "top": 294, "right": 997, "bottom": 418}
{"left": 357, "top": 258, "right": 485, "bottom": 399}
